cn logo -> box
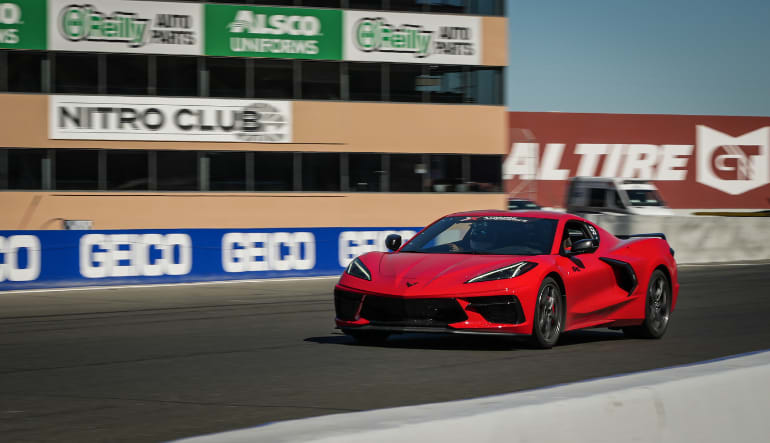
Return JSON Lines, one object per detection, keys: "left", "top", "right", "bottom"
{"left": 696, "top": 126, "right": 770, "bottom": 195}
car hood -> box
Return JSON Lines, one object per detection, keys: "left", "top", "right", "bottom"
{"left": 351, "top": 252, "right": 537, "bottom": 296}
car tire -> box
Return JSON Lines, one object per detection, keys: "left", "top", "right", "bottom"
{"left": 345, "top": 330, "right": 390, "bottom": 345}
{"left": 623, "top": 269, "right": 671, "bottom": 339}
{"left": 530, "top": 277, "right": 563, "bottom": 349}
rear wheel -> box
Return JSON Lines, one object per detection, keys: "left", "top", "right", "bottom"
{"left": 344, "top": 329, "right": 390, "bottom": 345}
{"left": 623, "top": 269, "right": 671, "bottom": 339}
{"left": 530, "top": 277, "right": 563, "bottom": 349}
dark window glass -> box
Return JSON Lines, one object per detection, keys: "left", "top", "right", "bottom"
{"left": 348, "top": 1, "right": 383, "bottom": 9}
{"left": 301, "top": 61, "right": 340, "bottom": 100}
{"left": 300, "top": 1, "right": 342, "bottom": 7}
{"left": 470, "top": 155, "right": 502, "bottom": 192}
{"left": 389, "top": 0, "right": 425, "bottom": 11}
{"left": 157, "top": 151, "right": 198, "bottom": 191}
{"left": 245, "top": 0, "right": 295, "bottom": 5}
{"left": 428, "top": 0, "right": 469, "bottom": 13}
{"left": 430, "top": 155, "right": 463, "bottom": 192}
{"left": 349, "top": 154, "right": 382, "bottom": 192}
{"left": 7, "top": 149, "right": 45, "bottom": 190}
{"left": 8, "top": 51, "right": 44, "bottom": 93}
{"left": 157, "top": 56, "right": 198, "bottom": 97}
{"left": 390, "top": 64, "right": 424, "bottom": 102}
{"left": 106, "top": 150, "right": 149, "bottom": 190}
{"left": 254, "top": 152, "right": 293, "bottom": 191}
{"left": 302, "top": 153, "right": 340, "bottom": 191}
{"left": 54, "top": 53, "right": 98, "bottom": 94}
{"left": 468, "top": 67, "right": 503, "bottom": 105}
{"left": 106, "top": 54, "right": 148, "bottom": 95}
{"left": 55, "top": 150, "right": 98, "bottom": 190}
{"left": 208, "top": 57, "right": 246, "bottom": 98}
{"left": 589, "top": 188, "right": 606, "bottom": 207}
{"left": 253, "top": 59, "right": 294, "bottom": 99}
{"left": 349, "top": 63, "right": 382, "bottom": 101}
{"left": 427, "top": 65, "right": 466, "bottom": 103}
{"left": 210, "top": 152, "right": 246, "bottom": 191}
{"left": 390, "top": 154, "right": 424, "bottom": 192}
{"left": 470, "top": 0, "right": 504, "bottom": 15}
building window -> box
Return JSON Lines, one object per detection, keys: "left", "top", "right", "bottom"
{"left": 349, "top": 153, "right": 382, "bottom": 192}
{"left": 302, "top": 153, "right": 340, "bottom": 191}
{"left": 300, "top": 1, "right": 342, "bottom": 7}
{"left": 5, "top": 149, "right": 46, "bottom": 190}
{"left": 156, "top": 151, "right": 198, "bottom": 191}
{"left": 157, "top": 56, "right": 198, "bottom": 97}
{"left": 301, "top": 61, "right": 340, "bottom": 100}
{"left": 468, "top": 67, "right": 503, "bottom": 105}
{"left": 208, "top": 57, "right": 247, "bottom": 98}
{"left": 390, "top": 64, "right": 424, "bottom": 102}
{"left": 254, "top": 152, "right": 293, "bottom": 191}
{"left": 427, "top": 65, "right": 466, "bottom": 103}
{"left": 389, "top": 0, "right": 425, "bottom": 12}
{"left": 55, "top": 149, "right": 98, "bottom": 190}
{"left": 209, "top": 151, "right": 246, "bottom": 191}
{"left": 348, "top": 1, "right": 383, "bottom": 9}
{"left": 106, "top": 54, "right": 148, "bottom": 95}
{"left": 429, "top": 154, "right": 463, "bottom": 191}
{"left": 106, "top": 150, "right": 149, "bottom": 190}
{"left": 54, "top": 53, "right": 98, "bottom": 94}
{"left": 428, "top": 0, "right": 470, "bottom": 14}
{"left": 7, "top": 51, "right": 45, "bottom": 93}
{"left": 470, "top": 155, "right": 502, "bottom": 192}
{"left": 348, "top": 63, "right": 382, "bottom": 101}
{"left": 253, "top": 59, "right": 294, "bottom": 99}
{"left": 390, "top": 154, "right": 425, "bottom": 192}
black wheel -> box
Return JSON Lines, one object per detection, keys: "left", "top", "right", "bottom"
{"left": 344, "top": 329, "right": 390, "bottom": 345}
{"left": 623, "top": 269, "right": 671, "bottom": 339}
{"left": 530, "top": 277, "right": 563, "bottom": 349}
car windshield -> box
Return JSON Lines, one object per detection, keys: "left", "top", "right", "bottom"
{"left": 401, "top": 215, "right": 558, "bottom": 255}
{"left": 625, "top": 189, "right": 665, "bottom": 206}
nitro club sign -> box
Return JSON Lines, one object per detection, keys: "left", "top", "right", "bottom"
{"left": 344, "top": 10, "right": 480, "bottom": 65}
{"left": 49, "top": 96, "right": 292, "bottom": 143}
{"left": 49, "top": 0, "right": 201, "bottom": 54}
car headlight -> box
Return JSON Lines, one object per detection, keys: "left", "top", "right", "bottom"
{"left": 466, "top": 261, "right": 537, "bottom": 283}
{"left": 345, "top": 257, "right": 372, "bottom": 281}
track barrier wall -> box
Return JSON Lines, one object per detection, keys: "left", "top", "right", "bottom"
{"left": 177, "top": 350, "right": 770, "bottom": 443}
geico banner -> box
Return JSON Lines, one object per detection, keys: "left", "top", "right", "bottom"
{"left": 0, "top": 227, "right": 419, "bottom": 291}
{"left": 49, "top": 95, "right": 292, "bottom": 143}
{"left": 344, "top": 10, "right": 480, "bottom": 65}
{"left": 48, "top": 0, "right": 202, "bottom": 54}
{"left": 506, "top": 112, "right": 770, "bottom": 209}
{"left": 0, "top": 0, "right": 47, "bottom": 50}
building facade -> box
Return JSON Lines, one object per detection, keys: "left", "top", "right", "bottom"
{"left": 0, "top": 0, "right": 508, "bottom": 230}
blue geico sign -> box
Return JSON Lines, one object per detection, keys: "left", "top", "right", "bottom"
{"left": 0, "top": 227, "right": 418, "bottom": 291}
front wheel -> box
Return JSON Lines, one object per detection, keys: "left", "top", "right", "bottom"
{"left": 530, "top": 277, "right": 563, "bottom": 349}
{"left": 623, "top": 269, "right": 671, "bottom": 339}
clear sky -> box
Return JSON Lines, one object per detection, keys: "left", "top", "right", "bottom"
{"left": 506, "top": 0, "right": 770, "bottom": 116}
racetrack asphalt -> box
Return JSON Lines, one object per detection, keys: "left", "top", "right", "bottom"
{"left": 1, "top": 263, "right": 769, "bottom": 442}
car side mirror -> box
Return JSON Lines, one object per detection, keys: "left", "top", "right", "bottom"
{"left": 385, "top": 234, "right": 402, "bottom": 251}
{"left": 570, "top": 238, "right": 595, "bottom": 255}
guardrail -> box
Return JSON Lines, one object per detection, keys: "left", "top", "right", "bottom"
{"left": 175, "top": 350, "right": 770, "bottom": 443}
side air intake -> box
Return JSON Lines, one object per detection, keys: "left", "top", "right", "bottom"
{"left": 599, "top": 257, "right": 638, "bottom": 296}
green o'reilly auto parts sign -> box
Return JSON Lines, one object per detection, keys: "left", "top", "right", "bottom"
{"left": 0, "top": 0, "right": 46, "bottom": 49}
{"left": 205, "top": 4, "right": 342, "bottom": 60}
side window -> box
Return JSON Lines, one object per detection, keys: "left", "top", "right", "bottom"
{"left": 561, "top": 221, "right": 600, "bottom": 252}
{"left": 589, "top": 188, "right": 605, "bottom": 207}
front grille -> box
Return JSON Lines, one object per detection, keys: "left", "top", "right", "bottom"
{"left": 360, "top": 295, "right": 467, "bottom": 327}
{"left": 334, "top": 289, "right": 364, "bottom": 321}
{"left": 466, "top": 295, "right": 525, "bottom": 324}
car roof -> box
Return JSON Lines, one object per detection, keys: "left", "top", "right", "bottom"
{"left": 444, "top": 209, "right": 572, "bottom": 221}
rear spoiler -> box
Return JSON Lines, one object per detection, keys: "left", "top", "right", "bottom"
{"left": 616, "top": 233, "right": 674, "bottom": 256}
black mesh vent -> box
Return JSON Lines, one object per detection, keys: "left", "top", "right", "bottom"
{"left": 360, "top": 296, "right": 467, "bottom": 327}
{"left": 466, "top": 295, "right": 525, "bottom": 324}
{"left": 334, "top": 289, "right": 364, "bottom": 321}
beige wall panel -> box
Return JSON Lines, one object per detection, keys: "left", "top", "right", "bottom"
{"left": 0, "top": 192, "right": 506, "bottom": 230}
{"left": 482, "top": 17, "right": 508, "bottom": 67}
{"left": 0, "top": 95, "right": 505, "bottom": 154}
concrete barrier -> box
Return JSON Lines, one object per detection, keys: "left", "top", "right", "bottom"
{"left": 583, "top": 214, "right": 770, "bottom": 264}
{"left": 176, "top": 350, "right": 770, "bottom": 443}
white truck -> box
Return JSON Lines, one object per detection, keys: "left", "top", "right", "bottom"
{"left": 565, "top": 177, "right": 674, "bottom": 216}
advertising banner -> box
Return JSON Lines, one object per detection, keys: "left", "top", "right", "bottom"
{"left": 0, "top": 227, "right": 418, "bottom": 291}
{"left": 204, "top": 4, "right": 342, "bottom": 60}
{"left": 506, "top": 112, "right": 770, "bottom": 209}
{"left": 0, "top": 0, "right": 47, "bottom": 50}
{"left": 344, "top": 10, "right": 480, "bottom": 65}
{"left": 49, "top": 95, "right": 292, "bottom": 143}
{"left": 48, "top": 0, "right": 202, "bottom": 55}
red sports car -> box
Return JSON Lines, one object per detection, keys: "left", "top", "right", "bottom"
{"left": 334, "top": 210, "right": 678, "bottom": 348}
